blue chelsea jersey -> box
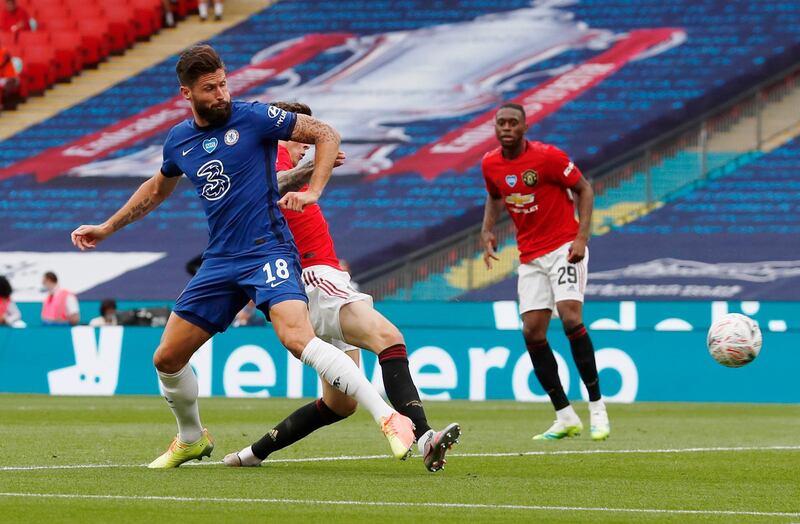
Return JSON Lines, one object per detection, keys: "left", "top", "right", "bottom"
{"left": 161, "top": 101, "right": 297, "bottom": 258}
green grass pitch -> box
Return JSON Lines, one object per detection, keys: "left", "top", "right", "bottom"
{"left": 1, "top": 395, "right": 798, "bottom": 523}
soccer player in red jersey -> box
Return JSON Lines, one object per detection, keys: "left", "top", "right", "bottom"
{"left": 480, "top": 102, "right": 609, "bottom": 441}
{"left": 224, "top": 102, "right": 460, "bottom": 472}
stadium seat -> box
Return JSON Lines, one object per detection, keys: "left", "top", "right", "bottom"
{"left": 26, "top": 0, "right": 68, "bottom": 21}
{"left": 171, "top": 0, "right": 198, "bottom": 18}
{"left": 49, "top": 32, "right": 83, "bottom": 80}
{"left": 59, "top": 0, "right": 101, "bottom": 19}
{"left": 100, "top": 5, "right": 138, "bottom": 51}
{"left": 17, "top": 45, "right": 55, "bottom": 94}
{"left": 17, "top": 31, "right": 63, "bottom": 81}
{"left": 16, "top": 32, "right": 69, "bottom": 82}
{"left": 129, "top": 0, "right": 163, "bottom": 39}
{"left": 36, "top": 16, "right": 78, "bottom": 33}
{"left": 76, "top": 18, "right": 111, "bottom": 66}
{"left": 0, "top": 29, "right": 15, "bottom": 47}
{"left": 24, "top": 0, "right": 64, "bottom": 9}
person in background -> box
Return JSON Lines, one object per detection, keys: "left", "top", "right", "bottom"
{"left": 41, "top": 271, "right": 80, "bottom": 326}
{"left": 1, "top": 0, "right": 35, "bottom": 34}
{"left": 233, "top": 300, "right": 266, "bottom": 327}
{"left": 161, "top": 0, "right": 176, "bottom": 28}
{"left": 481, "top": 102, "right": 608, "bottom": 441}
{"left": 0, "top": 45, "right": 21, "bottom": 110}
{"left": 0, "top": 275, "right": 23, "bottom": 327}
{"left": 198, "top": 0, "right": 222, "bottom": 21}
{"left": 89, "top": 298, "right": 119, "bottom": 327}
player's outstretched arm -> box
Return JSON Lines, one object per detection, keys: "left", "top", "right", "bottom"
{"left": 481, "top": 195, "right": 504, "bottom": 269}
{"left": 277, "top": 162, "right": 314, "bottom": 195}
{"left": 277, "top": 151, "right": 346, "bottom": 196}
{"left": 71, "top": 171, "right": 180, "bottom": 251}
{"left": 567, "top": 175, "right": 594, "bottom": 263}
{"left": 278, "top": 114, "right": 341, "bottom": 211}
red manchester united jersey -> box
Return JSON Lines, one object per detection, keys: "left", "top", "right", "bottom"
{"left": 277, "top": 146, "right": 341, "bottom": 270}
{"left": 482, "top": 140, "right": 581, "bottom": 263}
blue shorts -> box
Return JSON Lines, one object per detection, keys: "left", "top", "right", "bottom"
{"left": 173, "top": 249, "right": 307, "bottom": 334}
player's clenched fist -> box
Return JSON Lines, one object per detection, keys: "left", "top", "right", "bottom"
{"left": 71, "top": 224, "right": 110, "bottom": 251}
{"left": 333, "top": 150, "right": 346, "bottom": 167}
{"left": 278, "top": 189, "right": 320, "bottom": 212}
{"left": 567, "top": 238, "right": 586, "bottom": 263}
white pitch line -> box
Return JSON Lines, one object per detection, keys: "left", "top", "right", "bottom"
{"left": 0, "top": 492, "right": 798, "bottom": 518}
{"left": 267, "top": 445, "right": 800, "bottom": 463}
{"left": 1, "top": 445, "right": 798, "bottom": 472}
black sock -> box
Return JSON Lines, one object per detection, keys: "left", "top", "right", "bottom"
{"left": 251, "top": 398, "right": 345, "bottom": 460}
{"left": 379, "top": 344, "right": 431, "bottom": 440}
{"left": 566, "top": 324, "right": 601, "bottom": 402}
{"left": 526, "top": 339, "right": 570, "bottom": 410}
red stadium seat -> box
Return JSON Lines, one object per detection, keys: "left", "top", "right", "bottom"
{"left": 36, "top": 15, "right": 77, "bottom": 33}
{"left": 103, "top": 5, "right": 144, "bottom": 45}
{"left": 129, "top": 0, "right": 163, "bottom": 39}
{"left": 76, "top": 18, "right": 111, "bottom": 66}
{"left": 0, "top": 29, "right": 16, "bottom": 46}
{"left": 171, "top": 0, "right": 198, "bottom": 18}
{"left": 61, "top": 0, "right": 103, "bottom": 20}
{"left": 16, "top": 31, "right": 49, "bottom": 49}
{"left": 16, "top": 33, "right": 61, "bottom": 82}
{"left": 18, "top": 31, "right": 80, "bottom": 82}
{"left": 27, "top": 1, "right": 68, "bottom": 22}
{"left": 23, "top": 0, "right": 64, "bottom": 7}
{"left": 49, "top": 32, "right": 83, "bottom": 80}
{"left": 18, "top": 45, "right": 56, "bottom": 94}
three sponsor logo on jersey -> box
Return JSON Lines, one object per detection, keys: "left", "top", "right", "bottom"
{"left": 183, "top": 128, "right": 239, "bottom": 200}
{"left": 197, "top": 159, "right": 231, "bottom": 201}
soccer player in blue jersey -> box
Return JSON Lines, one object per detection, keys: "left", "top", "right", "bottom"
{"left": 70, "top": 44, "right": 415, "bottom": 468}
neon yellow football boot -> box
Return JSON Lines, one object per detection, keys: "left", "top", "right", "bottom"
{"left": 590, "top": 409, "right": 611, "bottom": 441}
{"left": 148, "top": 428, "right": 214, "bottom": 468}
{"left": 380, "top": 412, "right": 415, "bottom": 460}
{"left": 532, "top": 419, "right": 583, "bottom": 440}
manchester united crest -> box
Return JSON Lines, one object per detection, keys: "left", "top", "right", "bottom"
{"left": 522, "top": 169, "right": 538, "bottom": 187}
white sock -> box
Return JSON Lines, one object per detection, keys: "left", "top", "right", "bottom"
{"left": 214, "top": 2, "right": 223, "bottom": 17}
{"left": 556, "top": 404, "right": 579, "bottom": 423}
{"left": 301, "top": 337, "right": 394, "bottom": 423}
{"left": 589, "top": 399, "right": 606, "bottom": 413}
{"left": 238, "top": 445, "right": 262, "bottom": 466}
{"left": 158, "top": 364, "right": 203, "bottom": 443}
{"left": 198, "top": 3, "right": 208, "bottom": 18}
{"left": 417, "top": 429, "right": 435, "bottom": 455}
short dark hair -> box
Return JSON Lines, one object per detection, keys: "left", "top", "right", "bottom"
{"left": 100, "top": 299, "right": 117, "bottom": 316}
{"left": 0, "top": 276, "right": 11, "bottom": 299}
{"left": 271, "top": 101, "right": 312, "bottom": 116}
{"left": 498, "top": 102, "right": 526, "bottom": 120}
{"left": 176, "top": 44, "right": 225, "bottom": 87}
{"left": 43, "top": 271, "right": 58, "bottom": 284}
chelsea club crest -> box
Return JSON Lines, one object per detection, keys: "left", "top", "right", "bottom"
{"left": 224, "top": 129, "right": 239, "bottom": 146}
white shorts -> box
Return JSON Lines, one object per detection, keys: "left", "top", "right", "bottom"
{"left": 302, "top": 265, "right": 372, "bottom": 352}
{"left": 518, "top": 241, "right": 588, "bottom": 314}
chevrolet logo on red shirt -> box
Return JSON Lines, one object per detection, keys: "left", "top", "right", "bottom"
{"left": 505, "top": 193, "right": 535, "bottom": 207}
